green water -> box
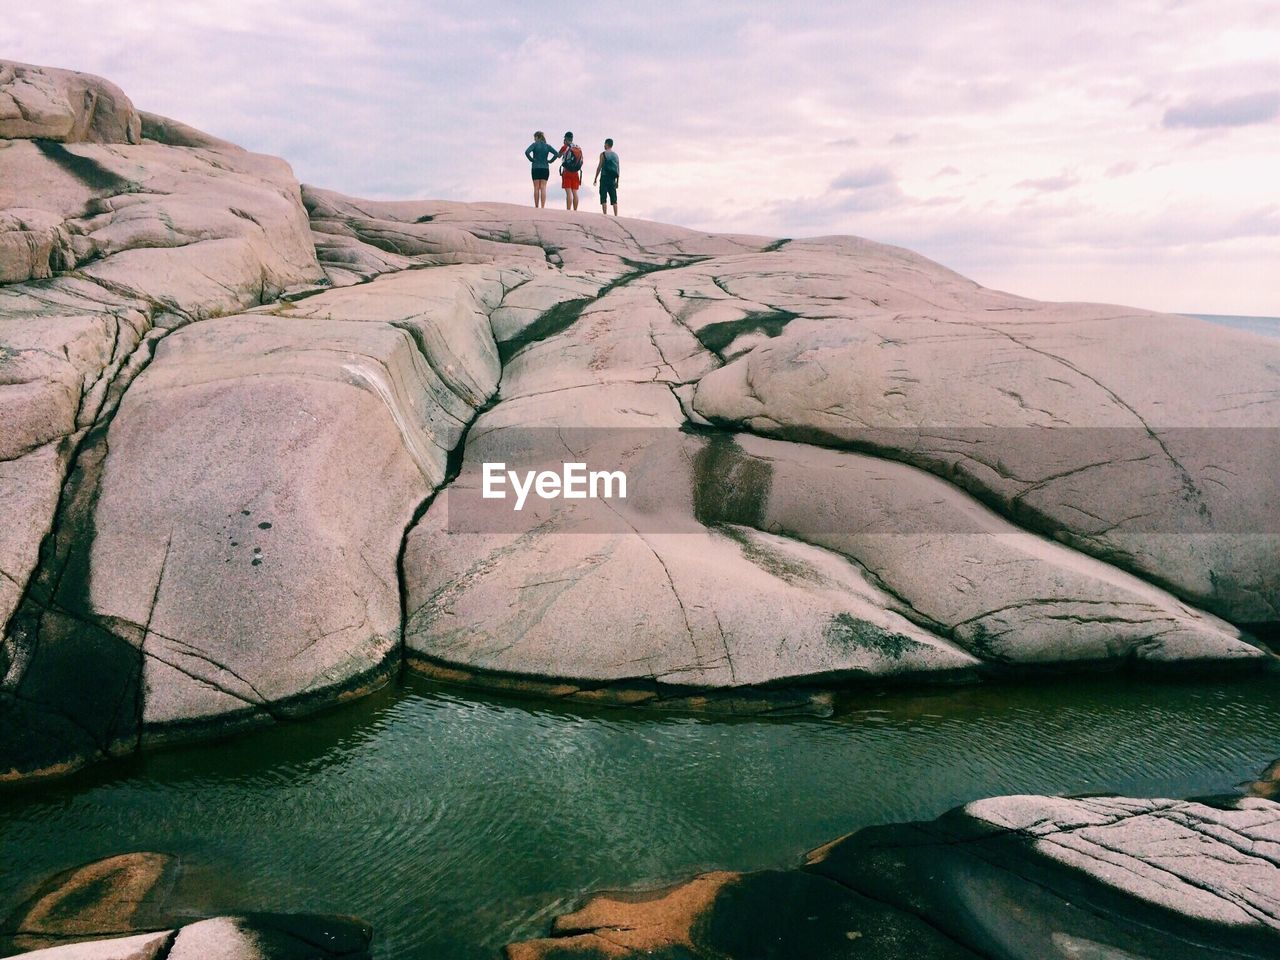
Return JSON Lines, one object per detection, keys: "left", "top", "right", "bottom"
{"left": 2, "top": 674, "right": 1278, "bottom": 958}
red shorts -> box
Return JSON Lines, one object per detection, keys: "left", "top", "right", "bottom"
{"left": 561, "top": 171, "right": 581, "bottom": 189}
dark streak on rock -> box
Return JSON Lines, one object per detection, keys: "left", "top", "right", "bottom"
{"left": 33, "top": 140, "right": 132, "bottom": 194}
{"left": 1, "top": 420, "right": 142, "bottom": 781}
{"left": 692, "top": 434, "right": 771, "bottom": 528}
{"left": 824, "top": 611, "right": 926, "bottom": 659}
{"left": 694, "top": 308, "right": 800, "bottom": 356}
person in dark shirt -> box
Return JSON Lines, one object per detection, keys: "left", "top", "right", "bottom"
{"left": 593, "top": 138, "right": 620, "bottom": 216}
{"left": 524, "top": 131, "right": 559, "bottom": 208}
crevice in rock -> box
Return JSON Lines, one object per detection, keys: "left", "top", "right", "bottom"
{"left": 497, "top": 256, "right": 709, "bottom": 363}
{"left": 392, "top": 275, "right": 530, "bottom": 679}
{"left": 154, "top": 929, "right": 180, "bottom": 960}
{"left": 965, "top": 318, "right": 1210, "bottom": 519}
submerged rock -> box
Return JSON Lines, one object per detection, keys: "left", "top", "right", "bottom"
{"left": 2, "top": 853, "right": 176, "bottom": 954}
{"left": 1246, "top": 757, "right": 1280, "bottom": 799}
{"left": 1, "top": 854, "right": 371, "bottom": 959}
{"left": 510, "top": 794, "right": 1280, "bottom": 959}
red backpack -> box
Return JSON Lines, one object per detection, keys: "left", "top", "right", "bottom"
{"left": 562, "top": 145, "right": 583, "bottom": 173}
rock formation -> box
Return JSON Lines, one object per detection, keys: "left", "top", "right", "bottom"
{"left": 509, "top": 793, "right": 1280, "bottom": 959}
{"left": 0, "top": 62, "right": 140, "bottom": 145}
{"left": 2, "top": 60, "right": 1277, "bottom": 781}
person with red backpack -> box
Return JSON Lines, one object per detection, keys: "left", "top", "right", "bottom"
{"left": 557, "top": 131, "right": 584, "bottom": 211}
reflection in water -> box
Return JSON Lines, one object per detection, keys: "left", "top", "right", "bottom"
{"left": 2, "top": 675, "right": 1279, "bottom": 959}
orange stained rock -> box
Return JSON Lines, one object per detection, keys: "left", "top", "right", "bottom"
{"left": 507, "top": 871, "right": 738, "bottom": 958}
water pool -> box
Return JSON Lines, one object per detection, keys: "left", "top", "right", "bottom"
{"left": 2, "top": 674, "right": 1278, "bottom": 958}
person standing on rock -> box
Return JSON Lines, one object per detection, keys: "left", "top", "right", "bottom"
{"left": 524, "top": 131, "right": 558, "bottom": 208}
{"left": 593, "top": 138, "right": 620, "bottom": 216}
{"left": 557, "top": 132, "right": 584, "bottom": 211}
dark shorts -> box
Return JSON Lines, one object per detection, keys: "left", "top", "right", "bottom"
{"left": 599, "top": 174, "right": 618, "bottom": 205}
{"left": 531, "top": 167, "right": 550, "bottom": 182}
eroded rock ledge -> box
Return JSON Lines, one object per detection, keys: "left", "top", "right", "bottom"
{"left": 509, "top": 793, "right": 1280, "bottom": 960}
{"left": 2, "top": 61, "right": 1277, "bottom": 782}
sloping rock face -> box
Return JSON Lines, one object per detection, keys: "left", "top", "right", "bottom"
{"left": 510, "top": 794, "right": 1280, "bottom": 960}
{"left": 396, "top": 210, "right": 1275, "bottom": 699}
{"left": 2, "top": 60, "right": 1277, "bottom": 780}
{"left": 0, "top": 60, "right": 335, "bottom": 779}
{"left": 686, "top": 242, "right": 1280, "bottom": 626}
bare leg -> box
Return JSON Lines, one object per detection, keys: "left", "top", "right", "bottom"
{"left": 612, "top": 203, "right": 618, "bottom": 216}
{"left": 571, "top": 188, "right": 579, "bottom": 211}
{"left": 565, "top": 189, "right": 572, "bottom": 210}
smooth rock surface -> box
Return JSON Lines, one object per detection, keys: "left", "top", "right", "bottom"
{"left": 7, "top": 930, "right": 172, "bottom": 960}
{"left": 398, "top": 202, "right": 1269, "bottom": 699}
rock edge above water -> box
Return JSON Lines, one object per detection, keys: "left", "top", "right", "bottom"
{"left": 509, "top": 792, "right": 1280, "bottom": 960}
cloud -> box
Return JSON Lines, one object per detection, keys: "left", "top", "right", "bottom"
{"left": 888, "top": 132, "right": 918, "bottom": 145}
{"left": 932, "top": 165, "right": 961, "bottom": 178}
{"left": 1162, "top": 90, "right": 1280, "bottom": 128}
{"left": 1105, "top": 162, "right": 1136, "bottom": 178}
{"left": 831, "top": 166, "right": 897, "bottom": 190}
{"left": 1016, "top": 173, "right": 1079, "bottom": 192}
{"left": 826, "top": 136, "right": 861, "bottom": 147}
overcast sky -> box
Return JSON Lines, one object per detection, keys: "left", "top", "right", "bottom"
{"left": 9, "top": 0, "right": 1278, "bottom": 313}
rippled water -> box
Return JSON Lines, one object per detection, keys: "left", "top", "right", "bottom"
{"left": 2, "top": 675, "right": 1278, "bottom": 958}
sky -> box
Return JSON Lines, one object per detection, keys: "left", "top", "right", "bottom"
{"left": 7, "top": 0, "right": 1278, "bottom": 314}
